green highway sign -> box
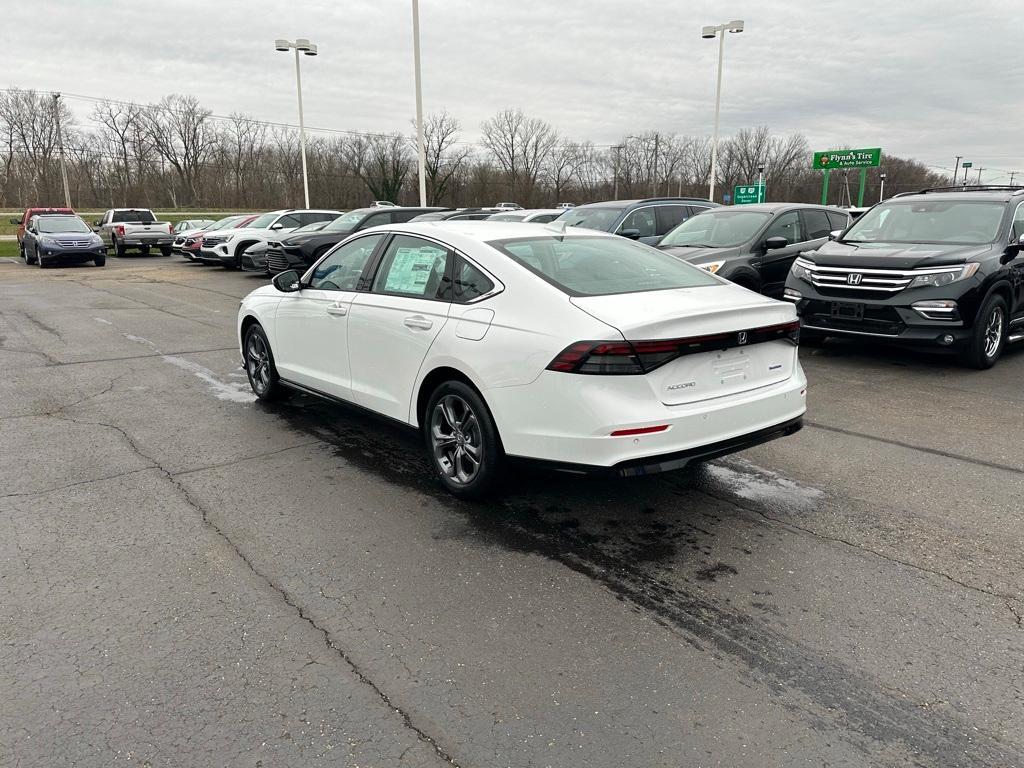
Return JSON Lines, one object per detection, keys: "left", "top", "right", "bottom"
{"left": 962, "top": 161, "right": 973, "bottom": 168}
{"left": 733, "top": 183, "right": 765, "bottom": 204}
{"left": 813, "top": 147, "right": 882, "bottom": 170}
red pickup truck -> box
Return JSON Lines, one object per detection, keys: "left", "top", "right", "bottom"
{"left": 10, "top": 207, "right": 76, "bottom": 253}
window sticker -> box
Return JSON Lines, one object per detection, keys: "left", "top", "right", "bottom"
{"left": 384, "top": 246, "right": 444, "bottom": 295}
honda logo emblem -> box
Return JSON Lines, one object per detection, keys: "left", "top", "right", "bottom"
{"left": 737, "top": 331, "right": 748, "bottom": 345}
{"left": 847, "top": 273, "right": 863, "bottom": 285}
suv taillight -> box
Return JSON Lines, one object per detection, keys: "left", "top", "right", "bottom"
{"left": 116, "top": 225, "right": 125, "bottom": 237}
{"left": 546, "top": 321, "right": 800, "bottom": 375}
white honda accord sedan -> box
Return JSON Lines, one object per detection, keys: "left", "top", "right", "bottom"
{"left": 237, "top": 222, "right": 807, "bottom": 498}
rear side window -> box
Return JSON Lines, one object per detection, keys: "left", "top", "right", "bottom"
{"left": 448, "top": 257, "right": 495, "bottom": 303}
{"left": 490, "top": 235, "right": 719, "bottom": 297}
{"left": 361, "top": 212, "right": 393, "bottom": 228}
{"left": 826, "top": 211, "right": 850, "bottom": 231}
{"left": 763, "top": 211, "right": 804, "bottom": 244}
{"left": 803, "top": 209, "right": 832, "bottom": 240}
{"left": 391, "top": 211, "right": 425, "bottom": 224}
{"left": 371, "top": 235, "right": 451, "bottom": 300}
{"left": 655, "top": 205, "right": 690, "bottom": 236}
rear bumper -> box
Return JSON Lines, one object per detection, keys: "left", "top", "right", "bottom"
{"left": 121, "top": 237, "right": 172, "bottom": 247}
{"left": 485, "top": 366, "right": 807, "bottom": 469}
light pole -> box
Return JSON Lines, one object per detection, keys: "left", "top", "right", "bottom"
{"left": 411, "top": 0, "right": 427, "bottom": 206}
{"left": 611, "top": 144, "right": 624, "bottom": 200}
{"left": 757, "top": 164, "right": 765, "bottom": 203}
{"left": 702, "top": 19, "right": 744, "bottom": 203}
{"left": 52, "top": 93, "right": 71, "bottom": 208}
{"left": 879, "top": 171, "right": 887, "bottom": 202}
{"left": 275, "top": 38, "right": 318, "bottom": 208}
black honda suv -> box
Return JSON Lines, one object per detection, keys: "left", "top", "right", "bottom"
{"left": 264, "top": 206, "right": 446, "bottom": 274}
{"left": 784, "top": 186, "right": 1024, "bottom": 368}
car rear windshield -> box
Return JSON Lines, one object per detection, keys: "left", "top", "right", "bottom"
{"left": 38, "top": 217, "right": 91, "bottom": 234}
{"left": 324, "top": 210, "right": 371, "bottom": 231}
{"left": 843, "top": 200, "right": 1006, "bottom": 245}
{"left": 488, "top": 235, "right": 720, "bottom": 297}
{"left": 660, "top": 210, "right": 770, "bottom": 248}
{"left": 555, "top": 206, "right": 625, "bottom": 232}
{"left": 111, "top": 210, "right": 156, "bottom": 223}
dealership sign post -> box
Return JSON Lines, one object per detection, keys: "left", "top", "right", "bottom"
{"left": 813, "top": 148, "right": 881, "bottom": 207}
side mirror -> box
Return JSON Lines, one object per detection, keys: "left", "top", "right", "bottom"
{"left": 1003, "top": 234, "right": 1024, "bottom": 263}
{"left": 619, "top": 228, "right": 641, "bottom": 240}
{"left": 827, "top": 230, "right": 844, "bottom": 241}
{"left": 764, "top": 236, "right": 788, "bottom": 250}
{"left": 272, "top": 270, "right": 302, "bottom": 293}
{"left": 270, "top": 222, "right": 284, "bottom": 230}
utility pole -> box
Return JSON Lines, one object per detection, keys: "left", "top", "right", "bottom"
{"left": 952, "top": 155, "right": 962, "bottom": 186}
{"left": 411, "top": 0, "right": 427, "bottom": 206}
{"left": 611, "top": 144, "right": 624, "bottom": 200}
{"left": 52, "top": 93, "right": 71, "bottom": 208}
{"left": 976, "top": 167, "right": 985, "bottom": 185}
{"left": 1010, "top": 171, "right": 1018, "bottom": 186}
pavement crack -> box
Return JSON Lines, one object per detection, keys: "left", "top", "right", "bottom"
{"left": 170, "top": 441, "right": 323, "bottom": 478}
{"left": 0, "top": 467, "right": 157, "bottom": 500}
{"left": 52, "top": 409, "right": 462, "bottom": 767}
{"left": 695, "top": 484, "right": 1023, "bottom": 612}
{"left": 805, "top": 420, "right": 1024, "bottom": 477}
{"left": 1008, "top": 600, "right": 1023, "bottom": 630}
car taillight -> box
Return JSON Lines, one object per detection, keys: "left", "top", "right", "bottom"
{"left": 116, "top": 225, "right": 125, "bottom": 237}
{"left": 546, "top": 321, "right": 800, "bottom": 375}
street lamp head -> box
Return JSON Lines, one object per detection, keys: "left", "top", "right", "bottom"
{"left": 294, "top": 38, "right": 313, "bottom": 52}
{"left": 303, "top": 43, "right": 318, "bottom": 56}
{"left": 274, "top": 39, "right": 291, "bottom": 52}
{"left": 701, "top": 25, "right": 718, "bottom": 39}
{"left": 879, "top": 172, "right": 887, "bottom": 180}
{"left": 727, "top": 19, "right": 745, "bottom": 33}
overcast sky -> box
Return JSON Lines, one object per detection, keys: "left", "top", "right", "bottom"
{"left": 5, "top": 0, "right": 1022, "bottom": 182}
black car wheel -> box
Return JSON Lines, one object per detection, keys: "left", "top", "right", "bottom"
{"left": 114, "top": 239, "right": 126, "bottom": 258}
{"left": 23, "top": 245, "right": 35, "bottom": 264}
{"left": 94, "top": 254, "right": 106, "bottom": 267}
{"left": 424, "top": 380, "right": 503, "bottom": 499}
{"left": 962, "top": 294, "right": 1007, "bottom": 370}
{"left": 160, "top": 247, "right": 172, "bottom": 257}
{"left": 243, "top": 324, "right": 288, "bottom": 401}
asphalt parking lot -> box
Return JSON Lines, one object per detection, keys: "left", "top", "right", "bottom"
{"left": 2, "top": 254, "right": 1022, "bottom": 768}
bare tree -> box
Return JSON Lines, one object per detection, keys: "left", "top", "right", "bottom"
{"left": 417, "top": 111, "right": 470, "bottom": 205}
{"left": 145, "top": 94, "right": 216, "bottom": 205}
{"left": 347, "top": 133, "right": 411, "bottom": 204}
{"left": 481, "top": 108, "right": 558, "bottom": 205}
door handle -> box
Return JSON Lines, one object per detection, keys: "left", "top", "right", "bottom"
{"left": 404, "top": 315, "right": 433, "bottom": 330}
{"left": 325, "top": 303, "right": 348, "bottom": 317}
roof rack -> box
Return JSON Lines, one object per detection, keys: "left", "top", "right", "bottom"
{"left": 894, "top": 185, "right": 1024, "bottom": 198}
{"left": 636, "top": 196, "right": 714, "bottom": 204}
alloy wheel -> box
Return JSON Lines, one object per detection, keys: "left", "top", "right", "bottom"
{"left": 246, "top": 333, "right": 271, "bottom": 394}
{"left": 984, "top": 306, "right": 1004, "bottom": 359}
{"left": 430, "top": 394, "right": 483, "bottom": 486}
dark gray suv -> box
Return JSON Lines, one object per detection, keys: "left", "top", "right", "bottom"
{"left": 554, "top": 197, "right": 719, "bottom": 245}
{"left": 657, "top": 203, "right": 850, "bottom": 298}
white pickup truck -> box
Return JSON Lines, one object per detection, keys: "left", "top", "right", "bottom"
{"left": 94, "top": 209, "right": 174, "bottom": 257}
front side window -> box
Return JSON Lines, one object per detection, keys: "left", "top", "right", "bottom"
{"left": 308, "top": 234, "right": 385, "bottom": 291}
{"left": 372, "top": 235, "right": 450, "bottom": 299}
{"left": 618, "top": 208, "right": 657, "bottom": 238}
{"left": 490, "top": 235, "right": 720, "bottom": 297}
{"left": 1011, "top": 203, "right": 1024, "bottom": 240}
{"left": 274, "top": 214, "right": 302, "bottom": 229}
{"left": 843, "top": 200, "right": 1006, "bottom": 245}
{"left": 244, "top": 213, "right": 278, "bottom": 229}
{"left": 659, "top": 210, "right": 771, "bottom": 248}
{"left": 763, "top": 211, "right": 804, "bottom": 244}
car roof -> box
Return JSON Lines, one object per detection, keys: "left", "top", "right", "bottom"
{"left": 703, "top": 202, "right": 848, "bottom": 213}
{"left": 891, "top": 186, "right": 1024, "bottom": 203}
{"left": 371, "top": 220, "right": 617, "bottom": 246}
{"left": 572, "top": 197, "right": 716, "bottom": 209}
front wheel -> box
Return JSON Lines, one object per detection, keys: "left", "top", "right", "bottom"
{"left": 243, "top": 324, "right": 288, "bottom": 401}
{"left": 94, "top": 254, "right": 106, "bottom": 267}
{"left": 114, "top": 239, "right": 126, "bottom": 258}
{"left": 160, "top": 246, "right": 172, "bottom": 257}
{"left": 24, "top": 246, "right": 36, "bottom": 264}
{"left": 424, "top": 381, "right": 504, "bottom": 499}
{"left": 961, "top": 294, "right": 1007, "bottom": 369}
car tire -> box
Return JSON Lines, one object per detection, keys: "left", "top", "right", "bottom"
{"left": 243, "top": 324, "right": 288, "bottom": 402}
{"left": 140, "top": 246, "right": 150, "bottom": 256}
{"left": 94, "top": 254, "right": 106, "bottom": 267}
{"left": 24, "top": 246, "right": 36, "bottom": 265}
{"left": 114, "top": 239, "right": 126, "bottom": 258}
{"left": 424, "top": 380, "right": 504, "bottom": 499}
{"left": 160, "top": 247, "right": 172, "bottom": 257}
{"left": 961, "top": 294, "right": 1007, "bottom": 370}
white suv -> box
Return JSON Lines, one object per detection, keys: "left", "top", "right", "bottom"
{"left": 199, "top": 209, "right": 341, "bottom": 268}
